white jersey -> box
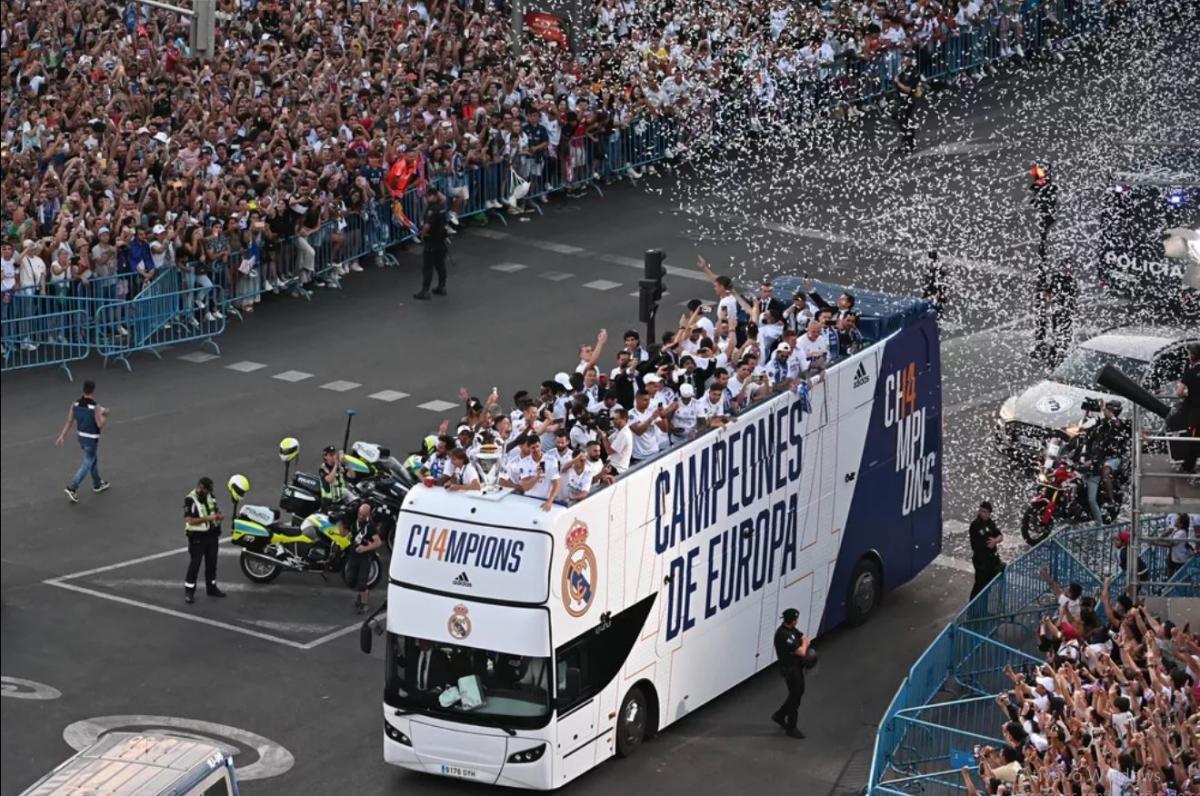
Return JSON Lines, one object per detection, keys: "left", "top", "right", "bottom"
{"left": 526, "top": 455, "right": 560, "bottom": 500}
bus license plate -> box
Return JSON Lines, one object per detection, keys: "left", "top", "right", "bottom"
{"left": 440, "top": 764, "right": 477, "bottom": 780}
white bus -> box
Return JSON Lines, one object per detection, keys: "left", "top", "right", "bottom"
{"left": 361, "top": 293, "right": 943, "bottom": 789}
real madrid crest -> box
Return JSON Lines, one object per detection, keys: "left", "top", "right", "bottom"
{"left": 447, "top": 604, "right": 472, "bottom": 640}
{"left": 561, "top": 520, "right": 597, "bottom": 618}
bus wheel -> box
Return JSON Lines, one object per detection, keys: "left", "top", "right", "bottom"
{"left": 616, "top": 687, "right": 648, "bottom": 758}
{"left": 845, "top": 558, "right": 880, "bottom": 627}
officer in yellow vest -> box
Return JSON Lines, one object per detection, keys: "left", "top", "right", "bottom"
{"left": 320, "top": 445, "right": 347, "bottom": 506}
{"left": 183, "top": 477, "right": 226, "bottom": 604}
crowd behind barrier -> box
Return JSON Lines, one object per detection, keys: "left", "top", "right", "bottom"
{"left": 870, "top": 516, "right": 1200, "bottom": 795}
{"left": 1, "top": 0, "right": 1127, "bottom": 377}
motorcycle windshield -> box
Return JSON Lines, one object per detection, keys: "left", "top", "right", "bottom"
{"left": 385, "top": 633, "right": 552, "bottom": 730}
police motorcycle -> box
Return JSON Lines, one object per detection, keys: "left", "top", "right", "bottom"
{"left": 227, "top": 474, "right": 383, "bottom": 588}
{"left": 1020, "top": 399, "right": 1127, "bottom": 545}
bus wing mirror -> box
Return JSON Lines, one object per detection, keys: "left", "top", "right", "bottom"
{"left": 360, "top": 622, "right": 374, "bottom": 654}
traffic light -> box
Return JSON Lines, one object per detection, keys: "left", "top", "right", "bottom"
{"left": 639, "top": 250, "right": 666, "bottom": 332}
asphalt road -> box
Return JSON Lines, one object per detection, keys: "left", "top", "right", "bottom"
{"left": 3, "top": 27, "right": 1196, "bottom": 796}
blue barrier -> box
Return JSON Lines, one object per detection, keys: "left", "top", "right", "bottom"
{"left": 869, "top": 516, "right": 1198, "bottom": 794}
{"left": 93, "top": 284, "right": 225, "bottom": 371}
{"left": 1, "top": 305, "right": 90, "bottom": 380}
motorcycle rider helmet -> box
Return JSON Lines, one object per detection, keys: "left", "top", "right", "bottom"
{"left": 1104, "top": 400, "right": 1123, "bottom": 417}
{"left": 227, "top": 474, "right": 250, "bottom": 502}
{"left": 422, "top": 435, "right": 438, "bottom": 456}
{"left": 279, "top": 437, "right": 300, "bottom": 462}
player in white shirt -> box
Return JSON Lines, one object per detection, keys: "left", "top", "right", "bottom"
{"left": 445, "top": 449, "right": 481, "bottom": 492}
{"left": 669, "top": 383, "right": 701, "bottom": 444}
{"left": 629, "top": 390, "right": 672, "bottom": 462}
{"left": 574, "top": 328, "right": 608, "bottom": 373}
{"left": 519, "top": 439, "right": 561, "bottom": 511}
{"left": 564, "top": 442, "right": 605, "bottom": 503}
{"left": 550, "top": 430, "right": 575, "bottom": 471}
{"left": 599, "top": 408, "right": 633, "bottom": 479}
{"left": 697, "top": 383, "right": 730, "bottom": 427}
{"left": 501, "top": 435, "right": 536, "bottom": 488}
{"left": 793, "top": 320, "right": 830, "bottom": 378}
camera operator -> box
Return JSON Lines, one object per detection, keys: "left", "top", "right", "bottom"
{"left": 1078, "top": 400, "right": 1130, "bottom": 524}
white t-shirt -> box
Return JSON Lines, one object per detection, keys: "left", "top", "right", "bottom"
{"left": 629, "top": 407, "right": 661, "bottom": 460}
{"left": 508, "top": 454, "right": 537, "bottom": 485}
{"left": 607, "top": 425, "right": 633, "bottom": 474}
{"left": 794, "top": 334, "right": 829, "bottom": 372}
{"left": 672, "top": 399, "right": 699, "bottom": 435}
{"left": 1057, "top": 593, "right": 1081, "bottom": 621}
{"left": 1, "top": 256, "right": 16, "bottom": 291}
{"left": 1105, "top": 768, "right": 1132, "bottom": 796}
{"left": 717, "top": 293, "right": 738, "bottom": 325}
{"left": 18, "top": 254, "right": 46, "bottom": 289}
{"left": 525, "top": 454, "right": 560, "bottom": 500}
{"left": 454, "top": 463, "right": 481, "bottom": 487}
{"left": 697, "top": 394, "right": 725, "bottom": 421}
{"left": 569, "top": 423, "right": 596, "bottom": 451}
{"left": 566, "top": 460, "right": 602, "bottom": 500}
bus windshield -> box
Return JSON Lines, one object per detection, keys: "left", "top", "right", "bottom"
{"left": 385, "top": 633, "right": 552, "bottom": 728}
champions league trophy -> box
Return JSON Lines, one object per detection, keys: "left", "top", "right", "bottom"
{"left": 476, "top": 443, "right": 504, "bottom": 494}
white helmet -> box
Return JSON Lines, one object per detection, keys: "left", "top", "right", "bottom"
{"left": 228, "top": 474, "right": 250, "bottom": 502}
{"left": 279, "top": 437, "right": 300, "bottom": 462}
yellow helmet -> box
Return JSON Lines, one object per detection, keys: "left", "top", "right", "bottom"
{"left": 227, "top": 474, "right": 250, "bottom": 502}
{"left": 279, "top": 437, "right": 300, "bottom": 462}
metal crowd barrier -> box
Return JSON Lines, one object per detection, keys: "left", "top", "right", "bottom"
{"left": 94, "top": 284, "right": 225, "bottom": 371}
{"left": 869, "top": 515, "right": 1198, "bottom": 794}
{"left": 1, "top": 305, "right": 91, "bottom": 380}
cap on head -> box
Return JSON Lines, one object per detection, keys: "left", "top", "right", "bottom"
{"left": 979, "top": 500, "right": 993, "bottom": 512}
{"left": 781, "top": 608, "right": 800, "bottom": 622}
{"left": 679, "top": 383, "right": 695, "bottom": 398}
{"left": 323, "top": 445, "right": 337, "bottom": 455}
{"left": 199, "top": 476, "right": 215, "bottom": 491}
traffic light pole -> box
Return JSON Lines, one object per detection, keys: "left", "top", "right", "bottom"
{"left": 116, "top": 0, "right": 220, "bottom": 58}
{"left": 640, "top": 250, "right": 666, "bottom": 347}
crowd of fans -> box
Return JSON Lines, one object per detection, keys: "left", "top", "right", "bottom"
{"left": 962, "top": 561, "right": 1199, "bottom": 795}
{"left": 414, "top": 260, "right": 866, "bottom": 508}
{"left": 1, "top": 0, "right": 1082, "bottom": 322}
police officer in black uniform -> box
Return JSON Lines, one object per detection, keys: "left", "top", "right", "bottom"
{"left": 968, "top": 501, "right": 1004, "bottom": 599}
{"left": 771, "top": 607, "right": 813, "bottom": 739}
{"left": 893, "top": 56, "right": 923, "bottom": 152}
{"left": 183, "top": 477, "right": 226, "bottom": 604}
{"left": 1028, "top": 164, "right": 1058, "bottom": 246}
{"left": 1177, "top": 343, "right": 1200, "bottom": 473}
{"left": 413, "top": 185, "right": 449, "bottom": 300}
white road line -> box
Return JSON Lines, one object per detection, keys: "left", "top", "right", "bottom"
{"left": 226, "top": 361, "right": 268, "bottom": 373}
{"left": 45, "top": 538, "right": 231, "bottom": 581}
{"left": 44, "top": 580, "right": 313, "bottom": 650}
{"left": 272, "top": 370, "right": 314, "bottom": 382}
{"left": 540, "top": 271, "right": 575, "bottom": 281}
{"left": 298, "top": 623, "right": 363, "bottom": 650}
{"left": 417, "top": 399, "right": 459, "bottom": 412}
{"left": 320, "top": 380, "right": 361, "bottom": 393}
{"left": 474, "top": 229, "right": 511, "bottom": 240}
{"left": 593, "top": 252, "right": 710, "bottom": 283}
{"left": 490, "top": 263, "right": 527, "bottom": 273}
{"left": 369, "top": 390, "right": 410, "bottom": 402}
{"left": 528, "top": 240, "right": 585, "bottom": 255}
{"left": 178, "top": 352, "right": 220, "bottom": 363}
{"left": 596, "top": 253, "right": 644, "bottom": 268}
{"left": 583, "top": 280, "right": 622, "bottom": 291}
{"left": 242, "top": 619, "right": 343, "bottom": 634}
{"left": 932, "top": 554, "right": 975, "bottom": 574}
{"left": 89, "top": 578, "right": 336, "bottom": 596}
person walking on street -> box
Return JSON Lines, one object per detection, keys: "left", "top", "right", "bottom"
{"left": 345, "top": 502, "right": 383, "bottom": 614}
{"left": 969, "top": 501, "right": 1005, "bottom": 600}
{"left": 55, "top": 380, "right": 111, "bottom": 503}
{"left": 771, "top": 607, "right": 813, "bottom": 739}
{"left": 413, "top": 186, "right": 449, "bottom": 300}
{"left": 183, "top": 477, "right": 226, "bottom": 604}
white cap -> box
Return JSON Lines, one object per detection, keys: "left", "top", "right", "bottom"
{"left": 643, "top": 374, "right": 662, "bottom": 384}
{"left": 456, "top": 424, "right": 472, "bottom": 435}
{"left": 151, "top": 224, "right": 166, "bottom": 234}
{"left": 554, "top": 372, "right": 573, "bottom": 390}
{"left": 1035, "top": 676, "right": 1056, "bottom": 693}
{"left": 153, "top": 131, "right": 170, "bottom": 144}
{"left": 136, "top": 126, "right": 150, "bottom": 134}
{"left": 776, "top": 342, "right": 791, "bottom": 353}
{"left": 98, "top": 226, "right": 111, "bottom": 235}
{"left": 679, "top": 383, "right": 695, "bottom": 398}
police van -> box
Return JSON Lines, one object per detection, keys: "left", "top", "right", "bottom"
{"left": 362, "top": 285, "right": 943, "bottom": 789}
{"left": 1098, "top": 154, "right": 1199, "bottom": 318}
{"left": 20, "top": 733, "right": 239, "bottom": 796}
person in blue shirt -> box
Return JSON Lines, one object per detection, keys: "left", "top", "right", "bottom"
{"left": 127, "top": 227, "right": 155, "bottom": 287}
{"left": 55, "top": 380, "right": 111, "bottom": 502}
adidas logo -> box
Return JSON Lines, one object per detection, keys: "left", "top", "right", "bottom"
{"left": 853, "top": 362, "right": 870, "bottom": 388}
{"left": 452, "top": 572, "right": 472, "bottom": 588}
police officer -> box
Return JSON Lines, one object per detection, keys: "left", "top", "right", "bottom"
{"left": 320, "top": 445, "right": 346, "bottom": 507}
{"left": 1028, "top": 164, "right": 1058, "bottom": 245}
{"left": 183, "top": 477, "right": 226, "bottom": 604}
{"left": 969, "top": 501, "right": 1004, "bottom": 599}
{"left": 893, "top": 56, "right": 923, "bottom": 152}
{"left": 922, "top": 250, "right": 946, "bottom": 317}
{"left": 771, "top": 607, "right": 812, "bottom": 739}
{"left": 1177, "top": 343, "right": 1200, "bottom": 474}
{"left": 413, "top": 185, "right": 449, "bottom": 300}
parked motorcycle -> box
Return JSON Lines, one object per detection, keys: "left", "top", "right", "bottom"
{"left": 228, "top": 475, "right": 382, "bottom": 588}
{"left": 1020, "top": 417, "right": 1125, "bottom": 545}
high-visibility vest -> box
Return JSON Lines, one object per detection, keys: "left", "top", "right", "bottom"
{"left": 184, "top": 489, "right": 218, "bottom": 533}
{"left": 320, "top": 464, "right": 345, "bottom": 503}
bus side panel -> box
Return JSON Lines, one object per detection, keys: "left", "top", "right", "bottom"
{"left": 819, "top": 317, "right": 943, "bottom": 633}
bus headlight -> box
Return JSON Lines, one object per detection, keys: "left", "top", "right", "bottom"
{"left": 507, "top": 744, "right": 547, "bottom": 764}
{"left": 384, "top": 720, "right": 412, "bottom": 747}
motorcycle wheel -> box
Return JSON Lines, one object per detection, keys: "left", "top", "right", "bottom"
{"left": 240, "top": 551, "right": 283, "bottom": 583}
{"left": 1021, "top": 505, "right": 1054, "bottom": 546}
{"left": 340, "top": 555, "right": 383, "bottom": 590}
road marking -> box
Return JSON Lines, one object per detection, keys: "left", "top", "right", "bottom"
{"left": 89, "top": 578, "right": 342, "bottom": 597}
{"left": 272, "top": 370, "right": 314, "bottom": 382}
{"left": 226, "top": 360, "right": 268, "bottom": 373}
{"left": 540, "top": 271, "right": 575, "bottom": 281}
{"left": 594, "top": 252, "right": 710, "bottom": 282}
{"left": 178, "top": 352, "right": 219, "bottom": 363}
{"left": 583, "top": 279, "right": 622, "bottom": 291}
{"left": 596, "top": 253, "right": 644, "bottom": 268}
{"left": 490, "top": 263, "right": 527, "bottom": 273}
{"left": 417, "top": 399, "right": 459, "bottom": 412}
{"left": 320, "top": 380, "right": 361, "bottom": 392}
{"left": 1, "top": 676, "right": 62, "bottom": 701}
{"left": 241, "top": 619, "right": 343, "bottom": 634}
{"left": 45, "top": 539, "right": 230, "bottom": 581}
{"left": 932, "top": 554, "right": 975, "bottom": 574}
{"left": 528, "top": 240, "right": 585, "bottom": 255}
{"left": 474, "top": 228, "right": 511, "bottom": 240}
{"left": 369, "top": 390, "right": 411, "bottom": 402}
